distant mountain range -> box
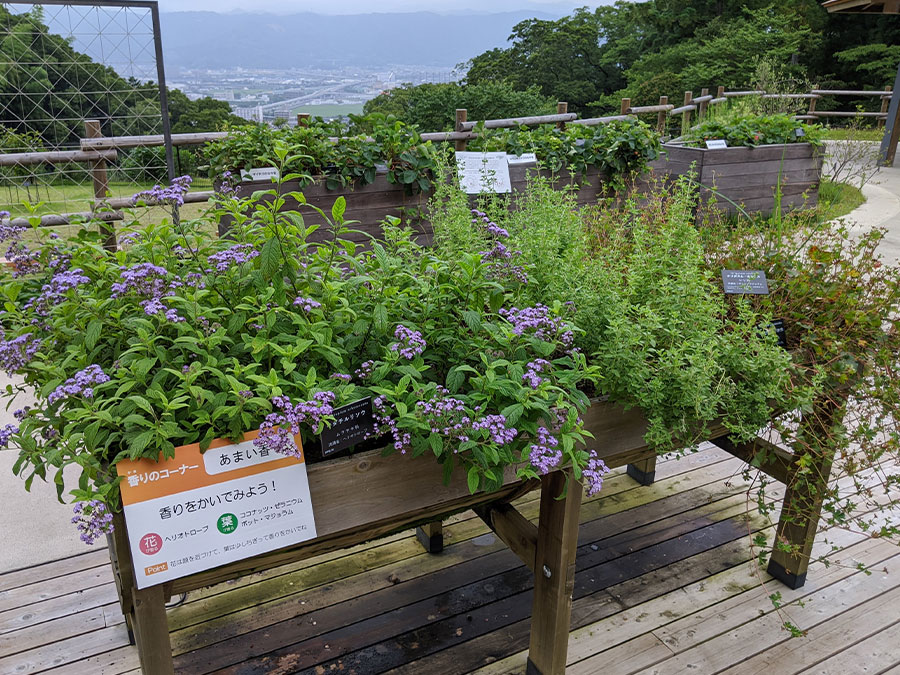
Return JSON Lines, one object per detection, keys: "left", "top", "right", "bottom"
{"left": 158, "top": 11, "right": 560, "bottom": 70}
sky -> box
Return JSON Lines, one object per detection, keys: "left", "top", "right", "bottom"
{"left": 156, "top": 0, "right": 613, "bottom": 14}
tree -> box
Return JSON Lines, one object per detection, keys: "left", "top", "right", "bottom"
{"left": 166, "top": 89, "right": 244, "bottom": 134}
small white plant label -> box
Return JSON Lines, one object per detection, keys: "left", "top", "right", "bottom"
{"left": 705, "top": 139, "right": 728, "bottom": 149}
{"left": 455, "top": 152, "right": 512, "bottom": 194}
{"left": 240, "top": 167, "right": 281, "bottom": 182}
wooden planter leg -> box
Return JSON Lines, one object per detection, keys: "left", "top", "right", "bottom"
{"left": 132, "top": 583, "right": 175, "bottom": 675}
{"left": 768, "top": 398, "right": 839, "bottom": 589}
{"left": 626, "top": 455, "right": 657, "bottom": 486}
{"left": 108, "top": 512, "right": 137, "bottom": 644}
{"left": 527, "top": 470, "right": 582, "bottom": 675}
{"left": 415, "top": 520, "right": 444, "bottom": 553}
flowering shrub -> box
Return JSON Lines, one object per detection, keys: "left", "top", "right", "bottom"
{"left": 1, "top": 166, "right": 600, "bottom": 536}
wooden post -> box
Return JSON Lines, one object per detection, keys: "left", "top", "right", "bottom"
{"left": 879, "top": 87, "right": 892, "bottom": 129}
{"left": 132, "top": 584, "right": 174, "bottom": 674}
{"left": 620, "top": 97, "right": 631, "bottom": 115}
{"left": 698, "top": 88, "right": 709, "bottom": 121}
{"left": 656, "top": 96, "right": 668, "bottom": 136}
{"left": 767, "top": 397, "right": 839, "bottom": 589}
{"left": 455, "top": 109, "right": 468, "bottom": 151}
{"left": 807, "top": 95, "right": 817, "bottom": 118}
{"left": 108, "top": 511, "right": 137, "bottom": 644}
{"left": 556, "top": 102, "right": 568, "bottom": 130}
{"left": 681, "top": 92, "right": 693, "bottom": 136}
{"left": 716, "top": 85, "right": 725, "bottom": 99}
{"left": 526, "top": 470, "right": 582, "bottom": 675}
{"left": 296, "top": 113, "right": 310, "bottom": 126}
{"left": 84, "top": 119, "right": 117, "bottom": 251}
{"left": 415, "top": 521, "right": 444, "bottom": 553}
{"left": 626, "top": 455, "right": 657, "bottom": 486}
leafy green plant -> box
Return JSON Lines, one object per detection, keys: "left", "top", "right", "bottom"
{"left": 681, "top": 114, "right": 824, "bottom": 148}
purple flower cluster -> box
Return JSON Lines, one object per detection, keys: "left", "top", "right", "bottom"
{"left": 255, "top": 392, "right": 336, "bottom": 458}
{"left": 131, "top": 175, "right": 193, "bottom": 207}
{"left": 391, "top": 325, "right": 426, "bottom": 359}
{"left": 48, "top": 365, "right": 110, "bottom": 404}
{"left": 293, "top": 296, "right": 322, "bottom": 313}
{"left": 5, "top": 241, "right": 41, "bottom": 278}
{"left": 372, "top": 395, "right": 411, "bottom": 453}
{"left": 330, "top": 373, "right": 352, "bottom": 382}
{"left": 499, "top": 304, "right": 574, "bottom": 348}
{"left": 111, "top": 263, "right": 183, "bottom": 322}
{"left": 0, "top": 423, "right": 18, "bottom": 447}
{"left": 71, "top": 500, "right": 114, "bottom": 545}
{"left": 416, "top": 387, "right": 472, "bottom": 442}
{"left": 471, "top": 414, "right": 518, "bottom": 445}
{"left": 216, "top": 170, "right": 237, "bottom": 196}
{"left": 238, "top": 390, "right": 253, "bottom": 399}
{"left": 0, "top": 217, "right": 25, "bottom": 244}
{"left": 0, "top": 333, "right": 41, "bottom": 375}
{"left": 208, "top": 244, "right": 259, "bottom": 272}
{"left": 23, "top": 268, "right": 90, "bottom": 318}
{"left": 529, "top": 426, "right": 562, "bottom": 474}
{"left": 471, "top": 210, "right": 509, "bottom": 239}
{"left": 354, "top": 360, "right": 375, "bottom": 380}
{"left": 584, "top": 450, "right": 611, "bottom": 496}
{"left": 523, "top": 359, "right": 551, "bottom": 389}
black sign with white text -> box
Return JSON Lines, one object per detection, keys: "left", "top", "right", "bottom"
{"left": 320, "top": 397, "right": 376, "bottom": 457}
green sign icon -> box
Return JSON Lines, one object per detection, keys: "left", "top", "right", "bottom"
{"left": 217, "top": 513, "right": 238, "bottom": 534}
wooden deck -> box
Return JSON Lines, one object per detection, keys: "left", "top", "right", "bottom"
{"left": 1, "top": 443, "right": 898, "bottom": 675}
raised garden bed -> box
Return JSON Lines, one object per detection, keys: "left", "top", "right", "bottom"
{"left": 652, "top": 143, "right": 823, "bottom": 215}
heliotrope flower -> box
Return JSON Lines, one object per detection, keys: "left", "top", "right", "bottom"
{"left": 71, "top": 500, "right": 114, "bottom": 545}
{"left": 584, "top": 450, "right": 611, "bottom": 496}
{"left": 48, "top": 365, "right": 110, "bottom": 404}
{"left": 391, "top": 325, "right": 426, "bottom": 359}
{"left": 254, "top": 392, "right": 336, "bottom": 458}
{"left": 529, "top": 426, "right": 561, "bottom": 474}
{"left": 131, "top": 175, "right": 192, "bottom": 207}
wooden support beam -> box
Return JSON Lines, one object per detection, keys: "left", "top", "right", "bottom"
{"left": 457, "top": 112, "right": 577, "bottom": 132}
{"left": 620, "top": 98, "right": 631, "bottom": 115}
{"left": 879, "top": 86, "right": 892, "bottom": 128}
{"left": 526, "top": 470, "right": 582, "bottom": 675}
{"left": 84, "top": 119, "right": 117, "bottom": 252}
{"left": 556, "top": 102, "right": 568, "bottom": 130}
{"left": 681, "top": 91, "right": 693, "bottom": 136}
{"left": 474, "top": 502, "right": 538, "bottom": 572}
{"left": 415, "top": 521, "right": 444, "bottom": 554}
{"left": 570, "top": 114, "right": 633, "bottom": 126}
{"left": 768, "top": 398, "right": 840, "bottom": 589}
{"left": 699, "top": 88, "right": 710, "bottom": 120}
{"left": 707, "top": 435, "right": 794, "bottom": 485}
{"left": 0, "top": 148, "right": 118, "bottom": 167}
{"left": 455, "top": 109, "right": 468, "bottom": 151}
{"left": 657, "top": 96, "right": 668, "bottom": 136}
{"left": 626, "top": 455, "right": 657, "bottom": 486}
{"left": 132, "top": 584, "right": 174, "bottom": 674}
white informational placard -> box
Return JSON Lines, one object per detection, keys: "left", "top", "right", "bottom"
{"left": 116, "top": 431, "right": 317, "bottom": 589}
{"left": 507, "top": 152, "right": 538, "bottom": 166}
{"left": 455, "top": 151, "right": 512, "bottom": 194}
{"left": 240, "top": 167, "right": 281, "bottom": 181}
{"left": 705, "top": 139, "right": 728, "bottom": 149}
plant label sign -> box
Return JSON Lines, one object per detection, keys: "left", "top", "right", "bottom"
{"left": 455, "top": 151, "right": 512, "bottom": 194}
{"left": 705, "top": 139, "right": 728, "bottom": 149}
{"left": 240, "top": 167, "right": 281, "bottom": 182}
{"left": 116, "top": 431, "right": 317, "bottom": 589}
{"left": 320, "top": 397, "right": 376, "bottom": 457}
{"left": 507, "top": 152, "right": 538, "bottom": 166}
{"left": 722, "top": 269, "right": 769, "bottom": 295}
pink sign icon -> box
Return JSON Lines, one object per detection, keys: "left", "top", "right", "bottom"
{"left": 139, "top": 533, "right": 162, "bottom": 556}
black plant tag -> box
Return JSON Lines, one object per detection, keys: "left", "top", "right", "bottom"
{"left": 320, "top": 397, "right": 376, "bottom": 457}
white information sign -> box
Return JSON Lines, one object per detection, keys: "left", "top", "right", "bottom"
{"left": 117, "top": 431, "right": 316, "bottom": 589}
{"left": 705, "top": 139, "right": 728, "bottom": 149}
{"left": 455, "top": 151, "right": 512, "bottom": 194}
{"left": 507, "top": 152, "right": 538, "bottom": 166}
{"left": 240, "top": 167, "right": 281, "bottom": 182}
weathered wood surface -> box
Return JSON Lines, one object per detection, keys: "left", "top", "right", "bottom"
{"left": 3, "top": 443, "right": 896, "bottom": 675}
{"left": 651, "top": 143, "right": 823, "bottom": 215}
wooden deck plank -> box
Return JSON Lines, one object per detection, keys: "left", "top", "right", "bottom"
{"left": 0, "top": 624, "right": 131, "bottom": 675}
{"left": 39, "top": 646, "right": 139, "bottom": 675}
{"left": 172, "top": 469, "right": 752, "bottom": 672}
{"left": 634, "top": 552, "right": 900, "bottom": 675}
{"left": 0, "top": 550, "right": 109, "bottom": 594}
{"left": 0, "top": 583, "right": 120, "bottom": 635}
{"left": 0, "top": 566, "right": 114, "bottom": 614}
{"left": 0, "top": 607, "right": 106, "bottom": 659}
{"left": 718, "top": 578, "right": 900, "bottom": 675}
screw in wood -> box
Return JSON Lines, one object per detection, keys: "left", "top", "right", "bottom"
{"left": 542, "top": 565, "right": 552, "bottom": 578}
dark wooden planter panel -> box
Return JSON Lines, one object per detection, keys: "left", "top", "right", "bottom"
{"left": 651, "top": 143, "right": 823, "bottom": 216}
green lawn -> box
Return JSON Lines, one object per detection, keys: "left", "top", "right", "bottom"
{"left": 0, "top": 180, "right": 158, "bottom": 218}
{"left": 818, "top": 179, "right": 866, "bottom": 220}
{"left": 820, "top": 127, "right": 884, "bottom": 142}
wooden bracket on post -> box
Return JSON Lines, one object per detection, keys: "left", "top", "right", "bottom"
{"left": 620, "top": 98, "right": 631, "bottom": 115}
{"left": 880, "top": 86, "right": 892, "bottom": 129}
{"left": 708, "top": 434, "right": 795, "bottom": 485}
{"left": 455, "top": 109, "right": 468, "bottom": 151}
{"left": 474, "top": 502, "right": 537, "bottom": 572}
{"left": 526, "top": 470, "right": 582, "bottom": 675}
{"left": 84, "top": 119, "right": 117, "bottom": 252}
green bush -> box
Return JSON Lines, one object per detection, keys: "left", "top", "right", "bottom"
{"left": 681, "top": 114, "right": 824, "bottom": 148}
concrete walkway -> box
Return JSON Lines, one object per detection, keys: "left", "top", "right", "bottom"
{"left": 2, "top": 165, "right": 900, "bottom": 574}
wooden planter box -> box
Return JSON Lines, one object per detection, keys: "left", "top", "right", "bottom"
{"left": 650, "top": 143, "right": 823, "bottom": 215}
{"left": 220, "top": 164, "right": 612, "bottom": 244}
{"left": 107, "top": 397, "right": 822, "bottom": 675}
